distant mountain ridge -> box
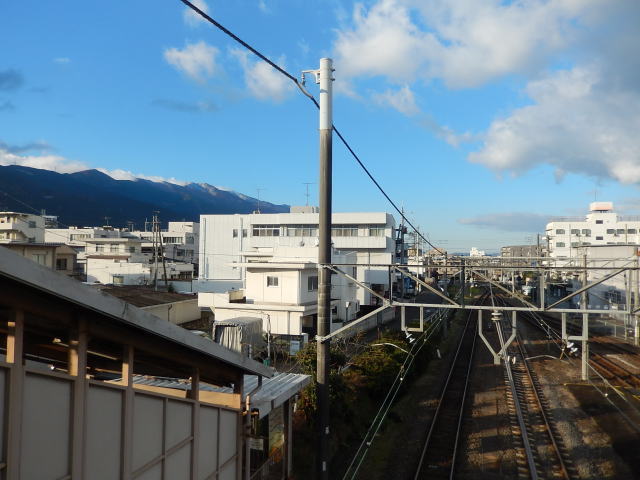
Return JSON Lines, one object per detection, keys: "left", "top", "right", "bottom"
{"left": 0, "top": 165, "right": 289, "bottom": 227}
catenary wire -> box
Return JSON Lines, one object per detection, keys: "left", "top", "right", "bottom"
{"left": 179, "top": 0, "right": 446, "bottom": 255}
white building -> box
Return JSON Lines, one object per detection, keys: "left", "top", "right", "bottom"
{"left": 85, "top": 237, "right": 194, "bottom": 285}
{"left": 45, "top": 226, "right": 122, "bottom": 272}
{"left": 470, "top": 247, "right": 485, "bottom": 257}
{"left": 0, "top": 211, "right": 45, "bottom": 243}
{"left": 130, "top": 221, "right": 199, "bottom": 266}
{"left": 197, "top": 208, "right": 396, "bottom": 305}
{"left": 198, "top": 246, "right": 358, "bottom": 339}
{"left": 546, "top": 202, "right": 640, "bottom": 262}
{"left": 574, "top": 244, "right": 638, "bottom": 309}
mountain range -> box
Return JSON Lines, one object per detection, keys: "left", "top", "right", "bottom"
{"left": 0, "top": 165, "right": 289, "bottom": 228}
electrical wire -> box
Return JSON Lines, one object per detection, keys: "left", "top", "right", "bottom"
{"left": 179, "top": 0, "right": 446, "bottom": 255}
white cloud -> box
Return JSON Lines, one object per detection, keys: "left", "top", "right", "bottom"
{"left": 0, "top": 146, "right": 187, "bottom": 185}
{"left": 333, "top": 0, "right": 600, "bottom": 88}
{"left": 183, "top": 0, "right": 210, "bottom": 26}
{"left": 53, "top": 57, "right": 71, "bottom": 64}
{"left": 164, "top": 41, "right": 219, "bottom": 82}
{"left": 371, "top": 85, "right": 419, "bottom": 116}
{"left": 258, "top": 0, "right": 269, "bottom": 14}
{"left": 469, "top": 65, "right": 640, "bottom": 184}
{"left": 231, "top": 49, "right": 293, "bottom": 102}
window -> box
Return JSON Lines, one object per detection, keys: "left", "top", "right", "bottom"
{"left": 56, "top": 258, "right": 68, "bottom": 270}
{"left": 628, "top": 229, "right": 637, "bottom": 234}
{"left": 616, "top": 229, "right": 625, "bottom": 235}
{"left": 232, "top": 229, "right": 238, "bottom": 238}
{"left": 308, "top": 275, "right": 318, "bottom": 291}
{"left": 163, "top": 237, "right": 181, "bottom": 244}
{"left": 253, "top": 225, "right": 280, "bottom": 237}
{"left": 28, "top": 220, "right": 36, "bottom": 228}
{"left": 595, "top": 220, "right": 603, "bottom": 224}
{"left": 571, "top": 242, "right": 579, "bottom": 247}
{"left": 242, "top": 229, "right": 248, "bottom": 238}
{"left": 570, "top": 229, "right": 580, "bottom": 235}
{"left": 582, "top": 242, "right": 591, "bottom": 246}
{"left": 112, "top": 275, "right": 124, "bottom": 285}
{"left": 186, "top": 236, "right": 194, "bottom": 244}
{"left": 286, "top": 225, "right": 318, "bottom": 237}
{"left": 606, "top": 229, "right": 615, "bottom": 234}
{"left": 368, "top": 226, "right": 386, "bottom": 237}
{"left": 31, "top": 253, "right": 47, "bottom": 265}
{"left": 95, "top": 245, "right": 104, "bottom": 253}
{"left": 556, "top": 242, "right": 565, "bottom": 247}
{"left": 555, "top": 229, "right": 565, "bottom": 234}
{"left": 27, "top": 237, "right": 35, "bottom": 243}
{"left": 267, "top": 276, "right": 279, "bottom": 287}
{"left": 128, "top": 246, "right": 136, "bottom": 253}
{"left": 332, "top": 225, "right": 358, "bottom": 237}
{"left": 596, "top": 236, "right": 603, "bottom": 240}
{"left": 581, "top": 229, "right": 591, "bottom": 236}
{"left": 110, "top": 244, "right": 120, "bottom": 253}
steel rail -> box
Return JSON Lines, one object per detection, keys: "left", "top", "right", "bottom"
{"left": 514, "top": 333, "right": 571, "bottom": 480}
{"left": 413, "top": 293, "right": 485, "bottom": 479}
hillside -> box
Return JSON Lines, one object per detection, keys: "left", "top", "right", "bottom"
{"left": 0, "top": 165, "right": 288, "bottom": 227}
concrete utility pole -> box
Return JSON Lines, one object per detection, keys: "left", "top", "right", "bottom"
{"left": 304, "top": 57, "right": 333, "bottom": 480}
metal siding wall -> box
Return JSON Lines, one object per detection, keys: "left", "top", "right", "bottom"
{"left": 85, "top": 384, "right": 123, "bottom": 479}
{"left": 197, "top": 406, "right": 219, "bottom": 479}
{"left": 219, "top": 409, "right": 237, "bottom": 465}
{"left": 0, "top": 367, "right": 5, "bottom": 462}
{"left": 164, "top": 400, "right": 193, "bottom": 480}
{"left": 20, "top": 373, "right": 71, "bottom": 480}
{"left": 132, "top": 394, "right": 164, "bottom": 473}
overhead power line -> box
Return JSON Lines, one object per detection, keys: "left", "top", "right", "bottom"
{"left": 179, "top": 0, "right": 446, "bottom": 255}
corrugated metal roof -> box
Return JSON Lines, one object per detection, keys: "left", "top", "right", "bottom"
{"left": 131, "top": 372, "right": 311, "bottom": 419}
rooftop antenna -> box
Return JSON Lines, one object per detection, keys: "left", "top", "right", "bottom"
{"left": 256, "top": 187, "right": 264, "bottom": 214}
{"left": 104, "top": 216, "right": 111, "bottom": 227}
{"left": 303, "top": 182, "right": 314, "bottom": 206}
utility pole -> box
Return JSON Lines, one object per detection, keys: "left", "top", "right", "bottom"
{"left": 303, "top": 57, "right": 333, "bottom": 480}
{"left": 152, "top": 212, "right": 160, "bottom": 291}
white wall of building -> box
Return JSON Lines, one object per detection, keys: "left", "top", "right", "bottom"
{"left": 0, "top": 212, "right": 45, "bottom": 243}
{"left": 546, "top": 202, "right": 640, "bottom": 262}
{"left": 198, "top": 210, "right": 396, "bottom": 306}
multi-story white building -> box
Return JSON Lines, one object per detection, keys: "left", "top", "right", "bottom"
{"left": 130, "top": 221, "right": 199, "bottom": 266}
{"left": 45, "top": 226, "right": 122, "bottom": 272}
{"left": 546, "top": 202, "right": 640, "bottom": 262}
{"left": 197, "top": 208, "right": 396, "bottom": 305}
{"left": 0, "top": 212, "right": 45, "bottom": 243}
{"left": 199, "top": 246, "right": 358, "bottom": 339}
{"left": 85, "top": 236, "right": 194, "bottom": 286}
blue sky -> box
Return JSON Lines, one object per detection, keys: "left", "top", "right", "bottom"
{"left": 1, "top": 0, "right": 639, "bottom": 252}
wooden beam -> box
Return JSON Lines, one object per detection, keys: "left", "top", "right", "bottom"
{"left": 121, "top": 345, "right": 134, "bottom": 480}
{"left": 6, "top": 309, "right": 24, "bottom": 480}
{"left": 70, "top": 317, "right": 89, "bottom": 479}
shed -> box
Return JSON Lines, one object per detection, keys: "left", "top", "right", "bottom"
{"left": 213, "top": 316, "right": 265, "bottom": 355}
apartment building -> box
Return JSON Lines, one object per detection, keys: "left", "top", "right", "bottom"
{"left": 85, "top": 237, "right": 193, "bottom": 285}
{"left": 130, "top": 221, "right": 199, "bottom": 267}
{"left": 546, "top": 202, "right": 640, "bottom": 262}
{"left": 197, "top": 208, "right": 396, "bottom": 305}
{"left": 1, "top": 212, "right": 80, "bottom": 276}
{"left": 199, "top": 246, "right": 358, "bottom": 340}
{"left": 0, "top": 211, "right": 45, "bottom": 243}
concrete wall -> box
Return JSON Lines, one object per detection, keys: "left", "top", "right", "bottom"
{"left": 142, "top": 299, "right": 201, "bottom": 325}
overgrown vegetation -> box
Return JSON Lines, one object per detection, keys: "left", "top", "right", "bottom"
{"left": 291, "top": 330, "right": 437, "bottom": 479}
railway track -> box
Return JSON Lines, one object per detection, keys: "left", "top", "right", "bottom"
{"left": 492, "top": 296, "right": 573, "bottom": 480}
{"left": 412, "top": 294, "right": 484, "bottom": 479}
{"left": 503, "top": 297, "right": 640, "bottom": 393}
